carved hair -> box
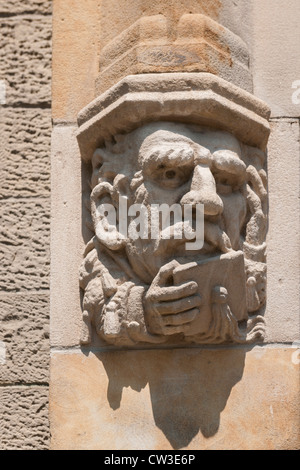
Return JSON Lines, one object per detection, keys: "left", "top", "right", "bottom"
{"left": 80, "top": 123, "right": 267, "bottom": 346}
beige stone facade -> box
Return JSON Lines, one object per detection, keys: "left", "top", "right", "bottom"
{"left": 0, "top": 0, "right": 51, "bottom": 449}
{"left": 0, "top": 0, "right": 299, "bottom": 450}
{"left": 50, "top": 348, "right": 299, "bottom": 450}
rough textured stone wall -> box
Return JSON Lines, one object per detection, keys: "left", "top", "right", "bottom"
{"left": 0, "top": 0, "right": 52, "bottom": 450}
{"left": 0, "top": 0, "right": 299, "bottom": 451}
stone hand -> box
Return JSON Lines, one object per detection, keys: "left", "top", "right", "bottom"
{"left": 144, "top": 260, "right": 202, "bottom": 336}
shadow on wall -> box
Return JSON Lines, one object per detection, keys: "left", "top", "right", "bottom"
{"left": 98, "top": 348, "right": 246, "bottom": 449}
{"left": 78, "top": 132, "right": 265, "bottom": 449}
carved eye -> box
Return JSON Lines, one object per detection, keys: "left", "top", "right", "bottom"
{"left": 165, "top": 170, "right": 176, "bottom": 179}
{"left": 213, "top": 171, "right": 241, "bottom": 194}
{"left": 92, "top": 159, "right": 103, "bottom": 173}
{"left": 150, "top": 165, "right": 191, "bottom": 189}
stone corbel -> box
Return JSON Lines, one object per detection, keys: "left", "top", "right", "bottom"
{"left": 76, "top": 14, "right": 270, "bottom": 348}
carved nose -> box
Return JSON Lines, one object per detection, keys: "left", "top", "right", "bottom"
{"left": 180, "top": 164, "right": 223, "bottom": 216}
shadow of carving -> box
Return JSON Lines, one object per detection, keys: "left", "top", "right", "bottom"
{"left": 78, "top": 128, "right": 267, "bottom": 449}
{"left": 81, "top": 160, "right": 94, "bottom": 244}
{"left": 97, "top": 347, "right": 246, "bottom": 449}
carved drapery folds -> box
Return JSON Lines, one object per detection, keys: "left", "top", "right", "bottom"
{"left": 77, "top": 70, "right": 270, "bottom": 347}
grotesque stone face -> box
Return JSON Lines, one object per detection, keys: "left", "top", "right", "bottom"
{"left": 80, "top": 122, "right": 267, "bottom": 346}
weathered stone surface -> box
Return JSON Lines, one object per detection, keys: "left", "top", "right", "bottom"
{"left": 79, "top": 121, "right": 267, "bottom": 347}
{"left": 0, "top": 16, "right": 51, "bottom": 105}
{"left": 252, "top": 0, "right": 300, "bottom": 117}
{"left": 50, "top": 126, "right": 87, "bottom": 348}
{"left": 265, "top": 119, "right": 300, "bottom": 342}
{"left": 0, "top": 293, "right": 49, "bottom": 384}
{"left": 0, "top": 2, "right": 52, "bottom": 451}
{"left": 0, "top": 108, "right": 51, "bottom": 199}
{"left": 98, "top": 0, "right": 252, "bottom": 51}
{"left": 96, "top": 13, "right": 252, "bottom": 95}
{"left": 77, "top": 73, "right": 270, "bottom": 163}
{"left": 0, "top": 200, "right": 50, "bottom": 292}
{"left": 50, "top": 347, "right": 300, "bottom": 450}
{"left": 52, "top": 0, "right": 101, "bottom": 121}
{"left": 51, "top": 0, "right": 300, "bottom": 120}
{"left": 0, "top": 386, "right": 49, "bottom": 450}
{"left": 52, "top": 0, "right": 253, "bottom": 122}
{"left": 50, "top": 0, "right": 300, "bottom": 453}
{"left": 0, "top": 0, "right": 52, "bottom": 15}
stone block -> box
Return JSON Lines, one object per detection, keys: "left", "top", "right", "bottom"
{"left": 0, "top": 108, "right": 51, "bottom": 199}
{"left": 0, "top": 0, "right": 52, "bottom": 15}
{"left": 52, "top": 0, "right": 101, "bottom": 121}
{"left": 52, "top": 0, "right": 253, "bottom": 122}
{"left": 0, "top": 386, "right": 49, "bottom": 450}
{"left": 98, "top": 0, "right": 252, "bottom": 51}
{"left": 265, "top": 119, "right": 300, "bottom": 342}
{"left": 78, "top": 73, "right": 270, "bottom": 162}
{"left": 50, "top": 347, "right": 300, "bottom": 450}
{"left": 0, "top": 293, "right": 49, "bottom": 384}
{"left": 0, "top": 199, "right": 50, "bottom": 292}
{"left": 50, "top": 126, "right": 88, "bottom": 347}
{"left": 0, "top": 16, "right": 51, "bottom": 105}
{"left": 252, "top": 0, "right": 300, "bottom": 117}
{"left": 96, "top": 14, "right": 252, "bottom": 95}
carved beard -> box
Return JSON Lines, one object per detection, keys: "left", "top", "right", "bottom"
{"left": 123, "top": 186, "right": 247, "bottom": 285}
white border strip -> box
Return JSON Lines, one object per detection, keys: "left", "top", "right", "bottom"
{"left": 0, "top": 341, "right": 6, "bottom": 365}
{"left": 0, "top": 80, "right": 6, "bottom": 105}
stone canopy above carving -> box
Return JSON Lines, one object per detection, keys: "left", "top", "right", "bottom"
{"left": 77, "top": 73, "right": 270, "bottom": 348}
{"left": 77, "top": 73, "right": 270, "bottom": 162}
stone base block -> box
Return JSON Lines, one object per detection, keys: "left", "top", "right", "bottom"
{"left": 50, "top": 347, "right": 299, "bottom": 450}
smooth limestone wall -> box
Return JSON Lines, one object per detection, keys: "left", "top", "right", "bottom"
{"left": 0, "top": 0, "right": 52, "bottom": 450}
{"left": 50, "top": 0, "right": 300, "bottom": 450}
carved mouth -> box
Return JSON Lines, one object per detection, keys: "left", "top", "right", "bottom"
{"left": 159, "top": 220, "right": 231, "bottom": 259}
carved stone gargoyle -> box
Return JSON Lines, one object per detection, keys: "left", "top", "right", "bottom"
{"left": 77, "top": 73, "right": 270, "bottom": 347}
